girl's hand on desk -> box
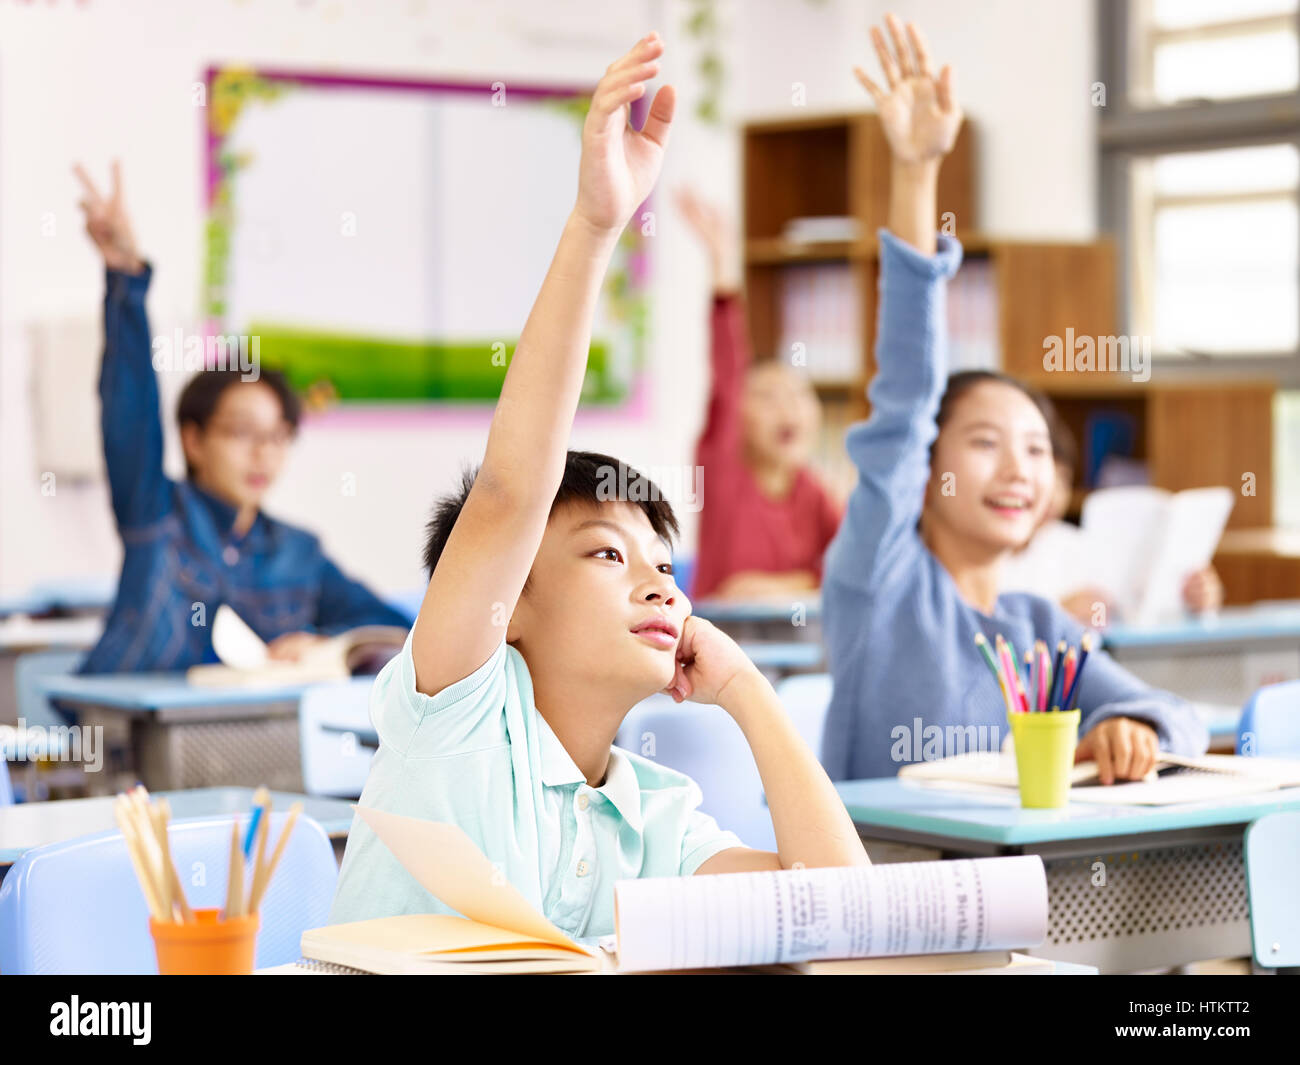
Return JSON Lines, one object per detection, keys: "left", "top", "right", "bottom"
{"left": 266, "top": 631, "right": 331, "bottom": 662}
{"left": 662, "top": 615, "right": 759, "bottom": 709}
{"left": 1182, "top": 567, "right": 1223, "bottom": 614}
{"left": 1075, "top": 716, "right": 1159, "bottom": 785}
{"left": 573, "top": 33, "right": 675, "bottom": 235}
{"left": 854, "top": 14, "right": 963, "bottom": 168}
{"left": 73, "top": 160, "right": 145, "bottom": 274}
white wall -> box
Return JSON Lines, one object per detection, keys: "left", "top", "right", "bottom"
{"left": 0, "top": 0, "right": 1098, "bottom": 597}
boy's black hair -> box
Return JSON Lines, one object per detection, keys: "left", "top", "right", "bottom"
{"left": 422, "top": 450, "right": 680, "bottom": 580}
{"left": 176, "top": 369, "right": 302, "bottom": 477}
{"left": 935, "top": 370, "right": 1067, "bottom": 463}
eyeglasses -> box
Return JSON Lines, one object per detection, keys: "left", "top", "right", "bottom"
{"left": 208, "top": 422, "right": 295, "bottom": 448}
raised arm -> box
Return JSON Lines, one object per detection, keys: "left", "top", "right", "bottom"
{"left": 411, "top": 35, "right": 675, "bottom": 697}
{"left": 825, "top": 17, "right": 964, "bottom": 593}
{"left": 75, "top": 162, "right": 171, "bottom": 533}
{"left": 676, "top": 189, "right": 748, "bottom": 471}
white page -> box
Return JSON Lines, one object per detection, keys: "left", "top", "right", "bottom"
{"left": 1080, "top": 485, "right": 1169, "bottom": 617}
{"left": 210, "top": 605, "right": 269, "bottom": 669}
{"left": 613, "top": 856, "right": 1047, "bottom": 972}
{"left": 1132, "top": 487, "right": 1233, "bottom": 624}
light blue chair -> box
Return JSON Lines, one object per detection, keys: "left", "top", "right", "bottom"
{"left": 775, "top": 672, "right": 832, "bottom": 762}
{"left": 15, "top": 648, "right": 86, "bottom": 730}
{"left": 1236, "top": 679, "right": 1300, "bottom": 758}
{"left": 617, "top": 694, "right": 776, "bottom": 852}
{"left": 299, "top": 678, "right": 377, "bottom": 798}
{"left": 0, "top": 811, "right": 337, "bottom": 974}
{"left": 0, "top": 760, "right": 12, "bottom": 806}
{"left": 1244, "top": 810, "right": 1300, "bottom": 972}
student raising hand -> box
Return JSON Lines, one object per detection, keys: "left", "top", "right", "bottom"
{"left": 854, "top": 14, "right": 962, "bottom": 165}
{"left": 854, "top": 14, "right": 963, "bottom": 255}
{"left": 574, "top": 32, "right": 676, "bottom": 234}
{"left": 74, "top": 161, "right": 145, "bottom": 275}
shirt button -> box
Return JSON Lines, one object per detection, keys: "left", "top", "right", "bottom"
{"left": 576, "top": 860, "right": 590, "bottom": 877}
{"left": 222, "top": 545, "right": 239, "bottom": 565}
{"left": 577, "top": 794, "right": 589, "bottom": 811}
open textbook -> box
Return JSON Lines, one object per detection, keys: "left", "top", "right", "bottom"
{"left": 185, "top": 604, "right": 406, "bottom": 688}
{"left": 1081, "top": 485, "right": 1233, "bottom": 625}
{"left": 300, "top": 806, "right": 1049, "bottom": 974}
{"left": 899, "top": 749, "right": 1300, "bottom": 805}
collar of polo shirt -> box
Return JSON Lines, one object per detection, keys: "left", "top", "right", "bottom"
{"left": 535, "top": 712, "right": 644, "bottom": 834}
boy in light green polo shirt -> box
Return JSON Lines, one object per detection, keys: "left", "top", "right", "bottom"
{"left": 330, "top": 32, "right": 869, "bottom": 941}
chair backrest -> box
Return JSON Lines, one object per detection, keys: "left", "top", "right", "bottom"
{"left": 0, "top": 760, "right": 12, "bottom": 807}
{"left": 617, "top": 694, "right": 776, "bottom": 851}
{"left": 14, "top": 648, "right": 87, "bottom": 731}
{"left": 775, "top": 672, "right": 833, "bottom": 761}
{"left": 1243, "top": 810, "right": 1300, "bottom": 969}
{"left": 0, "top": 811, "right": 337, "bottom": 974}
{"left": 1237, "top": 679, "right": 1300, "bottom": 758}
{"left": 298, "top": 678, "right": 377, "bottom": 798}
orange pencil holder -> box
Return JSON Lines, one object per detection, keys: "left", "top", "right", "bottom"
{"left": 150, "top": 908, "right": 259, "bottom": 975}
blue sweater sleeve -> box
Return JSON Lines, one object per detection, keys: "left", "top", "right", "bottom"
{"left": 315, "top": 556, "right": 414, "bottom": 635}
{"left": 99, "top": 264, "right": 171, "bottom": 532}
{"left": 824, "top": 230, "right": 963, "bottom": 593}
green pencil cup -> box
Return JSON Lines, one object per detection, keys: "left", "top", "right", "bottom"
{"left": 1007, "top": 709, "right": 1081, "bottom": 809}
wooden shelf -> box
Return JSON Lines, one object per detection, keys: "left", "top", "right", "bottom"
{"left": 740, "top": 106, "right": 1277, "bottom": 536}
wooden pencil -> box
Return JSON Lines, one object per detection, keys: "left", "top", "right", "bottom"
{"left": 250, "top": 802, "right": 303, "bottom": 912}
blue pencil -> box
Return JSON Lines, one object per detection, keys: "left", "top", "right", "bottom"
{"left": 242, "top": 786, "right": 269, "bottom": 858}
{"left": 1062, "top": 632, "right": 1094, "bottom": 712}
{"left": 1048, "top": 639, "right": 1067, "bottom": 711}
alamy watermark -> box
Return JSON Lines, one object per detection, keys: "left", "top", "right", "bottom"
{"left": 1, "top": 720, "right": 104, "bottom": 773}
{"left": 151, "top": 329, "right": 260, "bottom": 381}
{"left": 1042, "top": 329, "right": 1150, "bottom": 384}
{"left": 595, "top": 463, "right": 704, "bottom": 514}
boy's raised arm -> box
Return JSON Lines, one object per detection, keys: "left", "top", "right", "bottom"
{"left": 412, "top": 34, "right": 675, "bottom": 697}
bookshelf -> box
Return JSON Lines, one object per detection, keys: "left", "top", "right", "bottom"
{"left": 740, "top": 110, "right": 1276, "bottom": 535}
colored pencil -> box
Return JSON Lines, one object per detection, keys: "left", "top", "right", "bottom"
{"left": 1062, "top": 632, "right": 1094, "bottom": 712}
{"left": 1035, "top": 640, "right": 1049, "bottom": 712}
{"left": 1048, "top": 639, "right": 1067, "bottom": 711}
{"left": 243, "top": 786, "right": 269, "bottom": 858}
{"left": 976, "top": 633, "right": 1018, "bottom": 715}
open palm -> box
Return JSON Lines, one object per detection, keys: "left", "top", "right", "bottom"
{"left": 575, "top": 33, "right": 676, "bottom": 232}
{"left": 854, "top": 15, "right": 962, "bottom": 165}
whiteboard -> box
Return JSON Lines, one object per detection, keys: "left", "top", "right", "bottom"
{"left": 206, "top": 70, "right": 645, "bottom": 406}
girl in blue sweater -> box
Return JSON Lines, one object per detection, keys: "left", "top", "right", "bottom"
{"left": 821, "top": 16, "right": 1208, "bottom": 784}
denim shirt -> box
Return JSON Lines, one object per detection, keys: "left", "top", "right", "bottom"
{"left": 79, "top": 265, "right": 412, "bottom": 674}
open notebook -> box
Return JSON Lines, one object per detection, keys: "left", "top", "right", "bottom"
{"left": 899, "top": 749, "right": 1300, "bottom": 805}
{"left": 185, "top": 605, "right": 406, "bottom": 688}
{"left": 301, "top": 806, "right": 1050, "bottom": 974}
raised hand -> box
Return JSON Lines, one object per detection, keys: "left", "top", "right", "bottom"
{"left": 574, "top": 33, "right": 676, "bottom": 234}
{"left": 73, "top": 161, "right": 144, "bottom": 274}
{"left": 854, "top": 14, "right": 962, "bottom": 166}
{"left": 675, "top": 186, "right": 740, "bottom": 293}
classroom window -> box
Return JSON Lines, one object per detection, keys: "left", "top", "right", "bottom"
{"left": 1130, "top": 143, "right": 1299, "bottom": 356}
{"left": 1130, "top": 0, "right": 1299, "bottom": 105}
{"left": 1100, "top": 0, "right": 1300, "bottom": 374}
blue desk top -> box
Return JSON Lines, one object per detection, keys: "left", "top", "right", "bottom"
{"left": 692, "top": 597, "right": 822, "bottom": 624}
{"left": 0, "top": 578, "right": 116, "bottom": 618}
{"left": 37, "top": 673, "right": 317, "bottom": 712}
{"left": 836, "top": 777, "right": 1300, "bottom": 846}
{"left": 737, "top": 641, "right": 825, "bottom": 670}
{"left": 1104, "top": 601, "right": 1300, "bottom": 648}
{"left": 0, "top": 787, "right": 356, "bottom": 864}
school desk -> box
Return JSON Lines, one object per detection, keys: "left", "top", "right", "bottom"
{"left": 736, "top": 640, "right": 825, "bottom": 678}
{"left": 34, "top": 673, "right": 315, "bottom": 794}
{"left": 1103, "top": 601, "right": 1300, "bottom": 708}
{"left": 692, "top": 595, "right": 823, "bottom": 644}
{"left": 0, "top": 787, "right": 356, "bottom": 880}
{"left": 835, "top": 777, "right": 1300, "bottom": 974}
{"left": 0, "top": 578, "right": 115, "bottom": 619}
